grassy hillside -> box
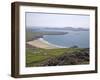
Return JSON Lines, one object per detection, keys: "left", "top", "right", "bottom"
{"left": 26, "top": 46, "right": 89, "bottom": 67}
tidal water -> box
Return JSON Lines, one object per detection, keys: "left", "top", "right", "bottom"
{"left": 32, "top": 28, "right": 89, "bottom": 48}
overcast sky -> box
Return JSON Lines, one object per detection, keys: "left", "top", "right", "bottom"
{"left": 26, "top": 12, "right": 90, "bottom": 28}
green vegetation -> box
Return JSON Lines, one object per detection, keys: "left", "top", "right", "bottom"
{"left": 26, "top": 47, "right": 89, "bottom": 67}
{"left": 26, "top": 31, "right": 68, "bottom": 41}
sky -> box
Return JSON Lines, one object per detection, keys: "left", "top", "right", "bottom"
{"left": 26, "top": 12, "right": 90, "bottom": 28}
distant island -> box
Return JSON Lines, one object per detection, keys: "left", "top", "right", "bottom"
{"left": 26, "top": 26, "right": 89, "bottom": 31}
{"left": 44, "top": 27, "right": 89, "bottom": 31}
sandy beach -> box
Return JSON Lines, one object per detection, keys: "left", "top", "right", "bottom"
{"left": 27, "top": 38, "right": 64, "bottom": 49}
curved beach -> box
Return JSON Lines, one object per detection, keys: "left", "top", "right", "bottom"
{"left": 27, "top": 38, "right": 64, "bottom": 49}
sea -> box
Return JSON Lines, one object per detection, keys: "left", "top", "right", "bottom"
{"left": 32, "top": 28, "right": 89, "bottom": 48}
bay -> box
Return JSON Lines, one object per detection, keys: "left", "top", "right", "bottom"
{"left": 32, "top": 28, "right": 89, "bottom": 48}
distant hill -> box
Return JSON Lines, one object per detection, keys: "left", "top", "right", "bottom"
{"left": 26, "top": 26, "right": 89, "bottom": 31}
{"left": 44, "top": 27, "right": 89, "bottom": 31}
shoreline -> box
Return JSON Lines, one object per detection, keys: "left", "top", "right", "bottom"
{"left": 27, "top": 38, "right": 65, "bottom": 49}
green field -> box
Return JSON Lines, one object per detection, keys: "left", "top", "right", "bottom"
{"left": 26, "top": 47, "right": 89, "bottom": 67}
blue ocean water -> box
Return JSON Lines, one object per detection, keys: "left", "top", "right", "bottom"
{"left": 32, "top": 28, "right": 89, "bottom": 48}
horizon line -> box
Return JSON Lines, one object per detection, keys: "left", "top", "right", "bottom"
{"left": 26, "top": 26, "right": 89, "bottom": 29}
